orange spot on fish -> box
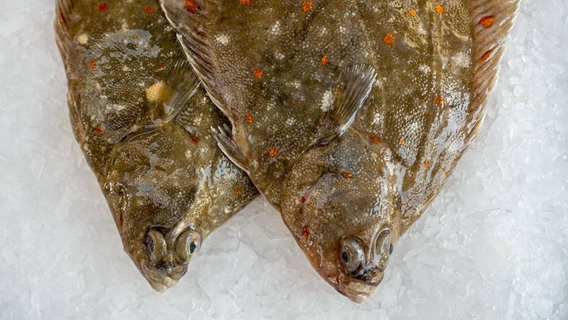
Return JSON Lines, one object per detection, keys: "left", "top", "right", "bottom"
{"left": 302, "top": 225, "right": 310, "bottom": 238}
{"left": 481, "top": 48, "right": 493, "bottom": 61}
{"left": 435, "top": 96, "right": 444, "bottom": 106}
{"left": 234, "top": 187, "right": 242, "bottom": 195}
{"left": 268, "top": 148, "right": 279, "bottom": 157}
{"left": 320, "top": 55, "right": 329, "bottom": 66}
{"left": 408, "top": 9, "right": 417, "bottom": 17}
{"left": 89, "top": 60, "right": 97, "bottom": 70}
{"left": 301, "top": 195, "right": 307, "bottom": 203}
{"left": 399, "top": 138, "right": 406, "bottom": 145}
{"left": 301, "top": 1, "right": 314, "bottom": 12}
{"left": 253, "top": 67, "right": 264, "bottom": 78}
{"left": 184, "top": 0, "right": 199, "bottom": 13}
{"left": 479, "top": 15, "right": 495, "bottom": 28}
{"left": 244, "top": 113, "right": 254, "bottom": 123}
{"left": 190, "top": 134, "right": 199, "bottom": 144}
{"left": 383, "top": 32, "right": 395, "bottom": 45}
{"left": 434, "top": 4, "right": 445, "bottom": 14}
{"left": 369, "top": 136, "right": 381, "bottom": 145}
{"left": 341, "top": 171, "right": 353, "bottom": 179}
{"left": 423, "top": 161, "right": 431, "bottom": 168}
{"left": 240, "top": 0, "right": 252, "bottom": 5}
{"left": 144, "top": 5, "right": 155, "bottom": 14}
{"left": 95, "top": 127, "right": 105, "bottom": 135}
{"left": 97, "top": 3, "right": 109, "bottom": 12}
{"left": 156, "top": 62, "right": 165, "bottom": 70}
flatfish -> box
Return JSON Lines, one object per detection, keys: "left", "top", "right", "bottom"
{"left": 163, "top": 0, "right": 518, "bottom": 302}
{"left": 55, "top": 0, "right": 257, "bottom": 291}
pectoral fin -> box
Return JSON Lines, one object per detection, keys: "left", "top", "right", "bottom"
{"left": 313, "top": 65, "right": 377, "bottom": 146}
{"left": 212, "top": 124, "right": 250, "bottom": 173}
{"left": 162, "top": 60, "right": 200, "bottom": 123}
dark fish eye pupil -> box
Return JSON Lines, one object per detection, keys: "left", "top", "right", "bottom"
{"left": 189, "top": 242, "right": 197, "bottom": 254}
{"left": 341, "top": 251, "right": 349, "bottom": 263}
{"left": 389, "top": 244, "right": 393, "bottom": 255}
{"left": 148, "top": 240, "right": 154, "bottom": 253}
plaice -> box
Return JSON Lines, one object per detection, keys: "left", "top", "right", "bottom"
{"left": 163, "top": 0, "right": 519, "bottom": 302}
{"left": 54, "top": 0, "right": 257, "bottom": 291}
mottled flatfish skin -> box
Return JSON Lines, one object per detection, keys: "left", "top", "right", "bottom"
{"left": 162, "top": 0, "right": 518, "bottom": 302}
{"left": 55, "top": 0, "right": 257, "bottom": 291}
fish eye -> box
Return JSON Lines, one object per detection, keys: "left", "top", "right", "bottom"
{"left": 146, "top": 229, "right": 167, "bottom": 265}
{"left": 375, "top": 229, "right": 393, "bottom": 265}
{"left": 176, "top": 229, "right": 201, "bottom": 264}
{"left": 338, "top": 237, "right": 365, "bottom": 276}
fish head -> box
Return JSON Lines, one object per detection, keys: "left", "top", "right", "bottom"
{"left": 103, "top": 125, "right": 205, "bottom": 292}
{"left": 281, "top": 131, "right": 399, "bottom": 303}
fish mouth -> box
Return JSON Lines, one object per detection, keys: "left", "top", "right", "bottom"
{"left": 140, "top": 259, "right": 187, "bottom": 292}
{"left": 335, "top": 271, "right": 382, "bottom": 303}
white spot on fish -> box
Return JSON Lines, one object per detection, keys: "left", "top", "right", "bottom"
{"left": 372, "top": 112, "right": 384, "bottom": 125}
{"left": 122, "top": 65, "right": 131, "bottom": 72}
{"left": 451, "top": 51, "right": 470, "bottom": 68}
{"left": 321, "top": 89, "right": 334, "bottom": 112}
{"left": 419, "top": 64, "right": 430, "bottom": 74}
{"left": 215, "top": 34, "right": 230, "bottom": 45}
{"left": 77, "top": 34, "right": 89, "bottom": 45}
{"left": 289, "top": 80, "right": 301, "bottom": 89}
{"left": 193, "top": 116, "right": 202, "bottom": 126}
{"left": 271, "top": 21, "right": 281, "bottom": 35}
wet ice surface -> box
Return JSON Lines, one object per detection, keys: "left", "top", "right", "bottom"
{"left": 1, "top": 1, "right": 567, "bottom": 319}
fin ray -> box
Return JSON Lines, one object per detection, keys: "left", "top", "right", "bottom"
{"left": 161, "top": 0, "right": 229, "bottom": 115}
{"left": 163, "top": 60, "right": 201, "bottom": 123}
{"left": 312, "top": 65, "right": 377, "bottom": 146}
{"left": 465, "top": 0, "right": 520, "bottom": 144}
{"left": 334, "top": 65, "right": 377, "bottom": 136}
{"left": 212, "top": 124, "right": 250, "bottom": 173}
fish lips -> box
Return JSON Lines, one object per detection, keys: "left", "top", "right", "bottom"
{"left": 335, "top": 270, "right": 383, "bottom": 303}
{"left": 140, "top": 259, "right": 188, "bottom": 292}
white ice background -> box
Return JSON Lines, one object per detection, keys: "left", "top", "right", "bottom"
{"left": 1, "top": 1, "right": 567, "bottom": 319}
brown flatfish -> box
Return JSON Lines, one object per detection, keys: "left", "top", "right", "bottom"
{"left": 162, "top": 0, "right": 518, "bottom": 302}
{"left": 55, "top": 0, "right": 257, "bottom": 292}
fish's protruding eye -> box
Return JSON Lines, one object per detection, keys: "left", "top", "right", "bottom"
{"left": 146, "top": 229, "right": 167, "bottom": 265}
{"left": 375, "top": 229, "right": 392, "bottom": 266}
{"left": 176, "top": 229, "right": 201, "bottom": 264}
{"left": 339, "top": 237, "right": 365, "bottom": 276}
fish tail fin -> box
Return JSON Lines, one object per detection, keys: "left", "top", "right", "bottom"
{"left": 465, "top": 0, "right": 520, "bottom": 144}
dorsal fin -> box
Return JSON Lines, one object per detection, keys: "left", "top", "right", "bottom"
{"left": 465, "top": 0, "right": 520, "bottom": 144}
{"left": 160, "top": 0, "right": 227, "bottom": 114}
{"left": 54, "top": 0, "right": 76, "bottom": 60}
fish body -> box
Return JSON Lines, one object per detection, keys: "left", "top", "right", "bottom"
{"left": 55, "top": 0, "right": 257, "bottom": 291}
{"left": 163, "top": 0, "right": 518, "bottom": 302}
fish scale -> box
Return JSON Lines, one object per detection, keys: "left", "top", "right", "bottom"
{"left": 164, "top": 0, "right": 518, "bottom": 302}
{"left": 55, "top": 0, "right": 257, "bottom": 292}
